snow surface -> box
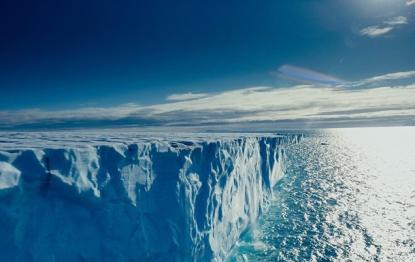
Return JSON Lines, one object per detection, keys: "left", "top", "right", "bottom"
{"left": 0, "top": 130, "right": 301, "bottom": 261}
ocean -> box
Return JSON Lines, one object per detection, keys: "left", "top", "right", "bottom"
{"left": 228, "top": 127, "right": 415, "bottom": 261}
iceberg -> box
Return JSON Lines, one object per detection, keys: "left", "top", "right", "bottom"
{"left": 0, "top": 131, "right": 301, "bottom": 261}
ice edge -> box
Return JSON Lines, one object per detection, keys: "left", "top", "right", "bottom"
{"left": 0, "top": 134, "right": 302, "bottom": 261}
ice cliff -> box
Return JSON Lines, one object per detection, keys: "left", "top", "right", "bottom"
{"left": 0, "top": 131, "right": 301, "bottom": 261}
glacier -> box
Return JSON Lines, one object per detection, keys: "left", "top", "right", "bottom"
{"left": 0, "top": 130, "right": 301, "bottom": 262}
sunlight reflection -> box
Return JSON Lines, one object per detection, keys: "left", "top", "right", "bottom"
{"left": 331, "top": 127, "right": 415, "bottom": 260}
{"left": 229, "top": 127, "right": 415, "bottom": 261}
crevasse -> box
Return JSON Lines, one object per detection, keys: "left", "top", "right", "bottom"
{"left": 0, "top": 133, "right": 301, "bottom": 262}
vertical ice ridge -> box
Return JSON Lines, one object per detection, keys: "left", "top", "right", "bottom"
{"left": 0, "top": 134, "right": 301, "bottom": 261}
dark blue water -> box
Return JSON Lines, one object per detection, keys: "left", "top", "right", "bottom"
{"left": 228, "top": 128, "right": 415, "bottom": 262}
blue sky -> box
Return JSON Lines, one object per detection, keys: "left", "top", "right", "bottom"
{"left": 1, "top": 0, "right": 415, "bottom": 129}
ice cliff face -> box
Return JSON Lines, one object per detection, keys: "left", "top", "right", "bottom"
{"left": 0, "top": 131, "right": 301, "bottom": 262}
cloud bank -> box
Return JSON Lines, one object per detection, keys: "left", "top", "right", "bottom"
{"left": 1, "top": 71, "right": 415, "bottom": 130}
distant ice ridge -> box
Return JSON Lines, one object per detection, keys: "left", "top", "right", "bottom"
{"left": 0, "top": 131, "right": 301, "bottom": 261}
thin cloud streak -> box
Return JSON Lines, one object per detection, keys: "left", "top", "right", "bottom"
{"left": 363, "top": 71, "right": 415, "bottom": 83}
{"left": 360, "top": 26, "right": 393, "bottom": 37}
{"left": 166, "top": 92, "right": 210, "bottom": 101}
{"left": 384, "top": 16, "right": 408, "bottom": 26}
{"left": 0, "top": 71, "right": 414, "bottom": 129}
{"left": 344, "top": 70, "right": 415, "bottom": 88}
{"left": 275, "top": 65, "right": 346, "bottom": 86}
{"left": 359, "top": 16, "right": 408, "bottom": 38}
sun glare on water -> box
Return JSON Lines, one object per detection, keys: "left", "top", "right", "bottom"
{"left": 332, "top": 127, "right": 415, "bottom": 260}
{"left": 229, "top": 127, "right": 415, "bottom": 261}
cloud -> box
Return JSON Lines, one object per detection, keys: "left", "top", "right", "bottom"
{"left": 275, "top": 65, "right": 345, "bottom": 86}
{"left": 384, "top": 16, "right": 408, "bottom": 26}
{"left": 360, "top": 26, "right": 393, "bottom": 37}
{"left": 166, "top": 92, "right": 209, "bottom": 101}
{"left": 361, "top": 71, "right": 415, "bottom": 83}
{"left": 407, "top": 0, "right": 415, "bottom": 6}
{"left": 0, "top": 103, "right": 143, "bottom": 127}
{"left": 346, "top": 70, "right": 415, "bottom": 88}
{"left": 360, "top": 16, "right": 408, "bottom": 38}
{"left": 0, "top": 71, "right": 414, "bottom": 130}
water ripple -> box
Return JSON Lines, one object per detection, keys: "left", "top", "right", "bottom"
{"left": 228, "top": 127, "right": 415, "bottom": 262}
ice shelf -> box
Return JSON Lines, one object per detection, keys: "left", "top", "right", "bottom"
{"left": 0, "top": 131, "right": 301, "bottom": 261}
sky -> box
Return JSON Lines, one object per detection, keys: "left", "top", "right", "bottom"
{"left": 1, "top": 0, "right": 415, "bottom": 129}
